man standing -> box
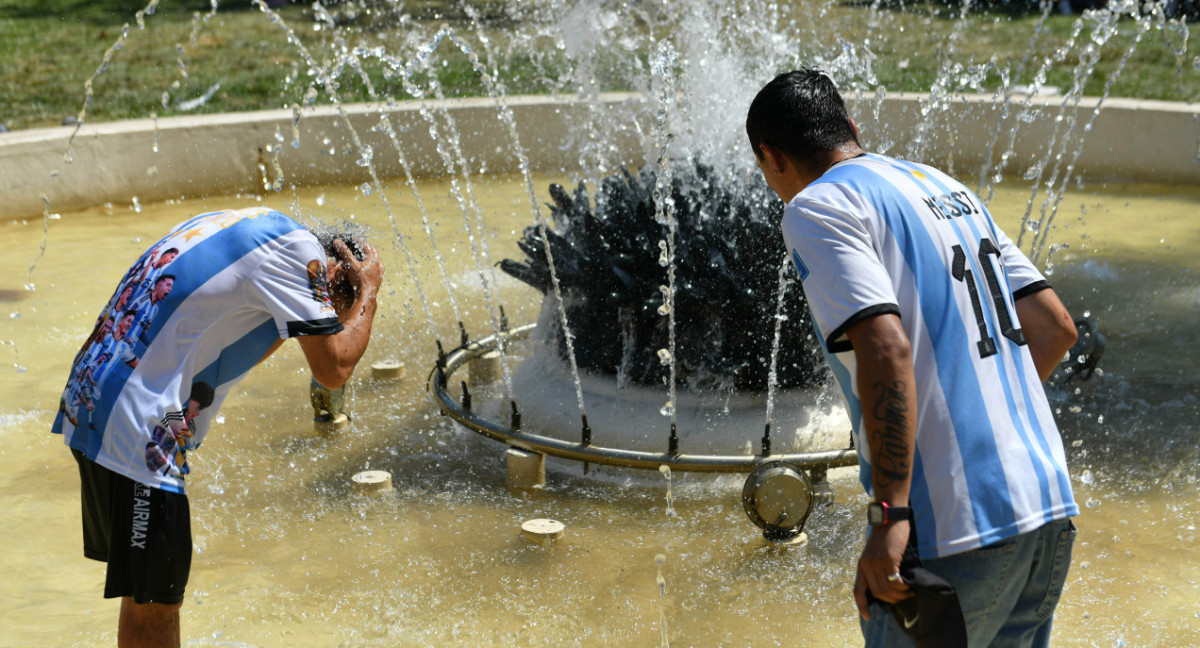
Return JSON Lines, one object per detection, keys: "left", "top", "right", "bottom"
{"left": 52, "top": 206, "right": 384, "bottom": 647}
{"left": 746, "top": 70, "right": 1080, "bottom": 646}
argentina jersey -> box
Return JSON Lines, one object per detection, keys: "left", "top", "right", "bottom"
{"left": 52, "top": 208, "right": 342, "bottom": 494}
{"left": 781, "top": 153, "right": 1077, "bottom": 559}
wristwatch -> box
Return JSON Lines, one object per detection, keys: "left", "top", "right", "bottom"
{"left": 867, "top": 501, "right": 914, "bottom": 526}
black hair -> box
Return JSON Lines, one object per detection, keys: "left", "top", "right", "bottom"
{"left": 190, "top": 381, "right": 215, "bottom": 409}
{"left": 745, "top": 68, "right": 858, "bottom": 167}
{"left": 315, "top": 228, "right": 367, "bottom": 263}
{"left": 313, "top": 223, "right": 369, "bottom": 307}
{"left": 155, "top": 274, "right": 175, "bottom": 285}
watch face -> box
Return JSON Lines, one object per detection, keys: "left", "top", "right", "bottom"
{"left": 867, "top": 503, "right": 884, "bottom": 525}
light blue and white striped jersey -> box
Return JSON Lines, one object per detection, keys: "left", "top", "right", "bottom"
{"left": 781, "top": 153, "right": 1077, "bottom": 558}
{"left": 52, "top": 208, "right": 343, "bottom": 494}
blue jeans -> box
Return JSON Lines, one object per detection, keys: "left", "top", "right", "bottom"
{"left": 861, "top": 518, "right": 1077, "bottom": 648}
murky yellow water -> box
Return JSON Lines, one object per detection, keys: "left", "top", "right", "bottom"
{"left": 2, "top": 177, "right": 1199, "bottom": 646}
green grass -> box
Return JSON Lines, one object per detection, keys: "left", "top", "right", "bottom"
{"left": 0, "top": 0, "right": 1195, "bottom": 131}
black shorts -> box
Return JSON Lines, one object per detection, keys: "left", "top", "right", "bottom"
{"left": 73, "top": 449, "right": 191, "bottom": 605}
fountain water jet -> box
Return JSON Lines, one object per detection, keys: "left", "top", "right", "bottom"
{"left": 2, "top": 0, "right": 1200, "bottom": 645}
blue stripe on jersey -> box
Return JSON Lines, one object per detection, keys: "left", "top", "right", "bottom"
{"left": 82, "top": 211, "right": 304, "bottom": 442}
{"left": 888, "top": 159, "right": 1063, "bottom": 528}
{"left": 139, "top": 210, "right": 303, "bottom": 346}
{"left": 815, "top": 158, "right": 1020, "bottom": 540}
{"left": 978, "top": 220, "right": 1076, "bottom": 520}
{"left": 192, "top": 319, "right": 279, "bottom": 394}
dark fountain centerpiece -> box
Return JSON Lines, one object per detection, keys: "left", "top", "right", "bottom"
{"left": 497, "top": 160, "right": 844, "bottom": 459}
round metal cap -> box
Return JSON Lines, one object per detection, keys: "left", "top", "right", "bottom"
{"left": 742, "top": 460, "right": 814, "bottom": 541}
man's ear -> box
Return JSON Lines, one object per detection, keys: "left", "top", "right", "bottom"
{"left": 850, "top": 118, "right": 860, "bottom": 141}
{"left": 759, "top": 143, "right": 788, "bottom": 175}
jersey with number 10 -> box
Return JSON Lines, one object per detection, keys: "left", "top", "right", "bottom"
{"left": 781, "top": 153, "right": 1077, "bottom": 559}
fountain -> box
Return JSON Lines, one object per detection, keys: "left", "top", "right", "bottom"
{"left": 2, "top": 0, "right": 1200, "bottom": 645}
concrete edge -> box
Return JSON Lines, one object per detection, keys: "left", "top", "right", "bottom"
{"left": 1, "top": 92, "right": 1196, "bottom": 220}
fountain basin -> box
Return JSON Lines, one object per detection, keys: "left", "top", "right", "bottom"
{"left": 2, "top": 93, "right": 1197, "bottom": 220}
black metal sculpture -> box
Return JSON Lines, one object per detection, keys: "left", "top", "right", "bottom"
{"left": 499, "top": 161, "right": 829, "bottom": 392}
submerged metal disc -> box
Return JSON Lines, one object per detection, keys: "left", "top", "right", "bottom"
{"left": 742, "top": 461, "right": 814, "bottom": 539}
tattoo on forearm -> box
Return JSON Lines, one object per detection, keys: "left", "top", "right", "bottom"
{"left": 870, "top": 380, "right": 911, "bottom": 486}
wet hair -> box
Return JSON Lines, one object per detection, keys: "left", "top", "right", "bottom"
{"left": 313, "top": 222, "right": 370, "bottom": 307}
{"left": 745, "top": 68, "right": 858, "bottom": 167}
{"left": 190, "top": 381, "right": 215, "bottom": 409}
{"left": 314, "top": 226, "right": 367, "bottom": 263}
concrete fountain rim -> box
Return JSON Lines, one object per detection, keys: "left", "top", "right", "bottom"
{"left": 1, "top": 92, "right": 1197, "bottom": 221}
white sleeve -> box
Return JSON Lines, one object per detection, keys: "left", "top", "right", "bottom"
{"left": 782, "top": 192, "right": 900, "bottom": 352}
{"left": 246, "top": 232, "right": 343, "bottom": 338}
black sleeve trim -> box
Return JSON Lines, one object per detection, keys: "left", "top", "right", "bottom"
{"left": 1012, "top": 280, "right": 1052, "bottom": 302}
{"left": 287, "top": 317, "right": 344, "bottom": 337}
{"left": 825, "top": 303, "right": 901, "bottom": 353}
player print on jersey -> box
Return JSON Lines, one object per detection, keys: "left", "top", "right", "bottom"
{"left": 307, "top": 259, "right": 331, "bottom": 304}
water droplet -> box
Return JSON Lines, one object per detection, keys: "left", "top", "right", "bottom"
{"left": 1086, "top": 498, "right": 1101, "bottom": 508}
{"left": 659, "top": 401, "right": 674, "bottom": 417}
{"left": 357, "top": 145, "right": 374, "bottom": 168}
{"left": 8, "top": 312, "right": 19, "bottom": 319}
{"left": 1079, "top": 469, "right": 1094, "bottom": 485}
{"left": 359, "top": 183, "right": 373, "bottom": 197}
{"left": 657, "top": 348, "right": 672, "bottom": 365}
{"left": 654, "top": 553, "right": 667, "bottom": 566}
{"left": 316, "top": 194, "right": 326, "bottom": 206}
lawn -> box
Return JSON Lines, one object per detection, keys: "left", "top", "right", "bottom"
{"left": 0, "top": 0, "right": 1195, "bottom": 131}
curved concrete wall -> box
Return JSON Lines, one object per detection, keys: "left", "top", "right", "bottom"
{"left": 1, "top": 93, "right": 1196, "bottom": 220}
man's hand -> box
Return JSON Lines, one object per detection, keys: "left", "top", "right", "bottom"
{"left": 300, "top": 238, "right": 384, "bottom": 390}
{"left": 854, "top": 520, "right": 915, "bottom": 620}
{"left": 330, "top": 238, "right": 384, "bottom": 313}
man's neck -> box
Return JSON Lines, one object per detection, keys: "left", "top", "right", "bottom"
{"left": 823, "top": 143, "right": 867, "bottom": 171}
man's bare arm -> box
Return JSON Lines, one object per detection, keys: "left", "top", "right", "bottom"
{"left": 298, "top": 239, "right": 384, "bottom": 390}
{"left": 1015, "top": 287, "right": 1077, "bottom": 383}
{"left": 846, "top": 313, "right": 918, "bottom": 617}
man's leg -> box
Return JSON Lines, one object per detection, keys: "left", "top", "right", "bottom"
{"left": 989, "top": 519, "right": 1077, "bottom": 648}
{"left": 106, "top": 476, "right": 192, "bottom": 647}
{"left": 119, "top": 597, "right": 182, "bottom": 648}
{"left": 922, "top": 518, "right": 1076, "bottom": 648}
